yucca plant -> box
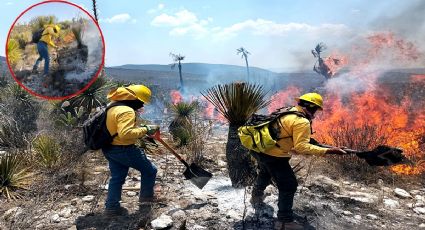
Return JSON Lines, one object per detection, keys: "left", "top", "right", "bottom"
{"left": 7, "top": 39, "right": 22, "bottom": 67}
{"left": 202, "top": 82, "right": 270, "bottom": 187}
{"left": 68, "top": 75, "right": 114, "bottom": 117}
{"left": 169, "top": 101, "right": 199, "bottom": 146}
{"left": 3, "top": 83, "right": 40, "bottom": 134}
{"left": 32, "top": 135, "right": 61, "bottom": 169}
{"left": 0, "top": 152, "right": 31, "bottom": 199}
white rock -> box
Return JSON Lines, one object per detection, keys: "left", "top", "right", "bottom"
{"left": 2, "top": 207, "right": 23, "bottom": 221}
{"left": 171, "top": 210, "right": 186, "bottom": 220}
{"left": 366, "top": 214, "right": 378, "bottom": 220}
{"left": 226, "top": 210, "right": 242, "bottom": 219}
{"left": 51, "top": 214, "right": 61, "bottom": 223}
{"left": 394, "top": 188, "right": 412, "bottom": 199}
{"left": 414, "top": 207, "right": 425, "bottom": 215}
{"left": 126, "top": 191, "right": 137, "bottom": 197}
{"left": 419, "top": 223, "right": 425, "bottom": 228}
{"left": 59, "top": 207, "right": 72, "bottom": 218}
{"left": 82, "top": 195, "right": 95, "bottom": 202}
{"left": 411, "top": 190, "right": 422, "bottom": 195}
{"left": 217, "top": 160, "right": 227, "bottom": 167}
{"left": 151, "top": 214, "right": 173, "bottom": 229}
{"left": 416, "top": 195, "right": 425, "bottom": 202}
{"left": 342, "top": 210, "right": 352, "bottom": 216}
{"left": 354, "top": 215, "right": 362, "bottom": 220}
{"left": 383, "top": 199, "right": 400, "bottom": 209}
{"left": 192, "top": 224, "right": 207, "bottom": 229}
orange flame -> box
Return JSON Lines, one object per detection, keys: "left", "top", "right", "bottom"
{"left": 268, "top": 86, "right": 301, "bottom": 113}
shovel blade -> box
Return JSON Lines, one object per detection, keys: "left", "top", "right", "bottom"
{"left": 183, "top": 163, "right": 212, "bottom": 189}
{"left": 357, "top": 145, "right": 406, "bottom": 166}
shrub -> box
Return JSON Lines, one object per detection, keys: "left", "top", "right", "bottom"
{"left": 169, "top": 101, "right": 199, "bottom": 146}
{"left": 0, "top": 152, "right": 30, "bottom": 199}
{"left": 6, "top": 39, "right": 22, "bottom": 67}
{"left": 0, "top": 114, "right": 27, "bottom": 149}
{"left": 32, "top": 134, "right": 61, "bottom": 169}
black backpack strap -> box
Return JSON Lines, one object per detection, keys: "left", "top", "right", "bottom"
{"left": 272, "top": 108, "right": 311, "bottom": 140}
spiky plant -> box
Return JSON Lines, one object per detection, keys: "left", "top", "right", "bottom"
{"left": 170, "top": 53, "right": 185, "bottom": 91}
{"left": 7, "top": 39, "right": 22, "bottom": 67}
{"left": 2, "top": 83, "right": 40, "bottom": 134}
{"left": 92, "top": 0, "right": 99, "bottom": 22}
{"left": 32, "top": 134, "right": 61, "bottom": 169}
{"left": 30, "top": 15, "right": 56, "bottom": 32}
{"left": 68, "top": 76, "right": 114, "bottom": 117}
{"left": 0, "top": 115, "right": 26, "bottom": 149}
{"left": 202, "top": 82, "right": 270, "bottom": 187}
{"left": 236, "top": 47, "right": 251, "bottom": 82}
{"left": 0, "top": 152, "right": 31, "bottom": 199}
{"left": 169, "top": 101, "right": 199, "bottom": 146}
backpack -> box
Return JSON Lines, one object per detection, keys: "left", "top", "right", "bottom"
{"left": 238, "top": 107, "right": 307, "bottom": 153}
{"left": 31, "top": 28, "right": 45, "bottom": 44}
{"left": 82, "top": 102, "right": 125, "bottom": 150}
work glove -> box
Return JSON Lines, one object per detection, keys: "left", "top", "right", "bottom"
{"left": 326, "top": 147, "right": 347, "bottom": 155}
{"left": 144, "top": 125, "right": 160, "bottom": 136}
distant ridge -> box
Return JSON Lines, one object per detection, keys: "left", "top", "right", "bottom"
{"left": 111, "top": 62, "right": 277, "bottom": 76}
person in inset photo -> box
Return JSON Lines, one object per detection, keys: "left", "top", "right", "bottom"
{"left": 6, "top": 2, "right": 104, "bottom": 99}
{"left": 32, "top": 24, "right": 61, "bottom": 79}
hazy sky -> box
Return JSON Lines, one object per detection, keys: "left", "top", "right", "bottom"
{"left": 1, "top": 0, "right": 424, "bottom": 71}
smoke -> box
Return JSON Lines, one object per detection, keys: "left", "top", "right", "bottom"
{"left": 81, "top": 20, "right": 103, "bottom": 68}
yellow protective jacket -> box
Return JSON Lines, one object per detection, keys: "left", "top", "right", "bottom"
{"left": 264, "top": 106, "right": 328, "bottom": 158}
{"left": 106, "top": 87, "right": 148, "bottom": 145}
{"left": 40, "top": 25, "right": 58, "bottom": 48}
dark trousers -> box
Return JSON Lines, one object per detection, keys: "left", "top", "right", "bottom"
{"left": 102, "top": 145, "right": 157, "bottom": 210}
{"left": 33, "top": 41, "right": 49, "bottom": 74}
{"left": 252, "top": 152, "right": 298, "bottom": 223}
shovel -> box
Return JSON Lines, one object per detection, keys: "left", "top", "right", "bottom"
{"left": 315, "top": 141, "right": 408, "bottom": 166}
{"left": 151, "top": 130, "right": 212, "bottom": 189}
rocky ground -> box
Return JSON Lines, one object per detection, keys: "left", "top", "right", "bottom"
{"left": 1, "top": 133, "right": 424, "bottom": 230}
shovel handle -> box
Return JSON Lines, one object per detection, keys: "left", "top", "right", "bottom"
{"left": 316, "top": 143, "right": 360, "bottom": 154}
{"left": 156, "top": 137, "right": 190, "bottom": 168}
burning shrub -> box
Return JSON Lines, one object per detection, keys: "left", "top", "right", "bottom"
{"left": 0, "top": 152, "right": 31, "bottom": 199}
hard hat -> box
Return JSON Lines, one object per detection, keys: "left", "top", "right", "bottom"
{"left": 126, "top": 85, "right": 152, "bottom": 104}
{"left": 54, "top": 24, "right": 61, "bottom": 33}
{"left": 296, "top": 92, "right": 323, "bottom": 110}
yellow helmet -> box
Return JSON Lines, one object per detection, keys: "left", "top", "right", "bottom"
{"left": 296, "top": 92, "right": 323, "bottom": 110}
{"left": 53, "top": 24, "right": 61, "bottom": 33}
{"left": 126, "top": 85, "right": 152, "bottom": 104}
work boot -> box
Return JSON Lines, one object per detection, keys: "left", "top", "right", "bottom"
{"left": 139, "top": 195, "right": 166, "bottom": 204}
{"left": 274, "top": 220, "right": 304, "bottom": 230}
{"left": 31, "top": 67, "right": 39, "bottom": 74}
{"left": 250, "top": 194, "right": 265, "bottom": 205}
{"left": 104, "top": 207, "right": 128, "bottom": 217}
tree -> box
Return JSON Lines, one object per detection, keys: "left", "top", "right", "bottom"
{"left": 312, "top": 42, "right": 340, "bottom": 80}
{"left": 202, "top": 82, "right": 270, "bottom": 187}
{"left": 170, "top": 53, "right": 185, "bottom": 91}
{"left": 237, "top": 47, "right": 250, "bottom": 82}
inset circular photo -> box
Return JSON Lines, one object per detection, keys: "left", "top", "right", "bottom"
{"left": 6, "top": 0, "right": 105, "bottom": 100}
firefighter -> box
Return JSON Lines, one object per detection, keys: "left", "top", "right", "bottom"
{"left": 32, "top": 24, "right": 60, "bottom": 77}
{"left": 102, "top": 85, "right": 160, "bottom": 216}
{"left": 250, "top": 92, "right": 346, "bottom": 230}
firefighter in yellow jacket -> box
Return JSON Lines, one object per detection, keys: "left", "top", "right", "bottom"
{"left": 32, "top": 24, "right": 60, "bottom": 76}
{"left": 102, "top": 85, "right": 160, "bottom": 216}
{"left": 250, "top": 93, "right": 346, "bottom": 230}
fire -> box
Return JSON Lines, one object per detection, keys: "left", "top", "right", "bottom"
{"left": 268, "top": 86, "right": 301, "bottom": 113}
{"left": 309, "top": 33, "right": 424, "bottom": 175}
{"left": 170, "top": 90, "right": 183, "bottom": 104}
{"left": 169, "top": 90, "right": 227, "bottom": 123}
{"left": 323, "top": 53, "right": 348, "bottom": 77}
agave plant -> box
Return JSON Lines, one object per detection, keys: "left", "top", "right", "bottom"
{"left": 7, "top": 39, "right": 22, "bottom": 67}
{"left": 32, "top": 134, "right": 61, "bottom": 169}
{"left": 0, "top": 152, "right": 31, "bottom": 199}
{"left": 169, "top": 101, "right": 199, "bottom": 146}
{"left": 71, "top": 25, "right": 84, "bottom": 48}
{"left": 202, "top": 82, "right": 270, "bottom": 187}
